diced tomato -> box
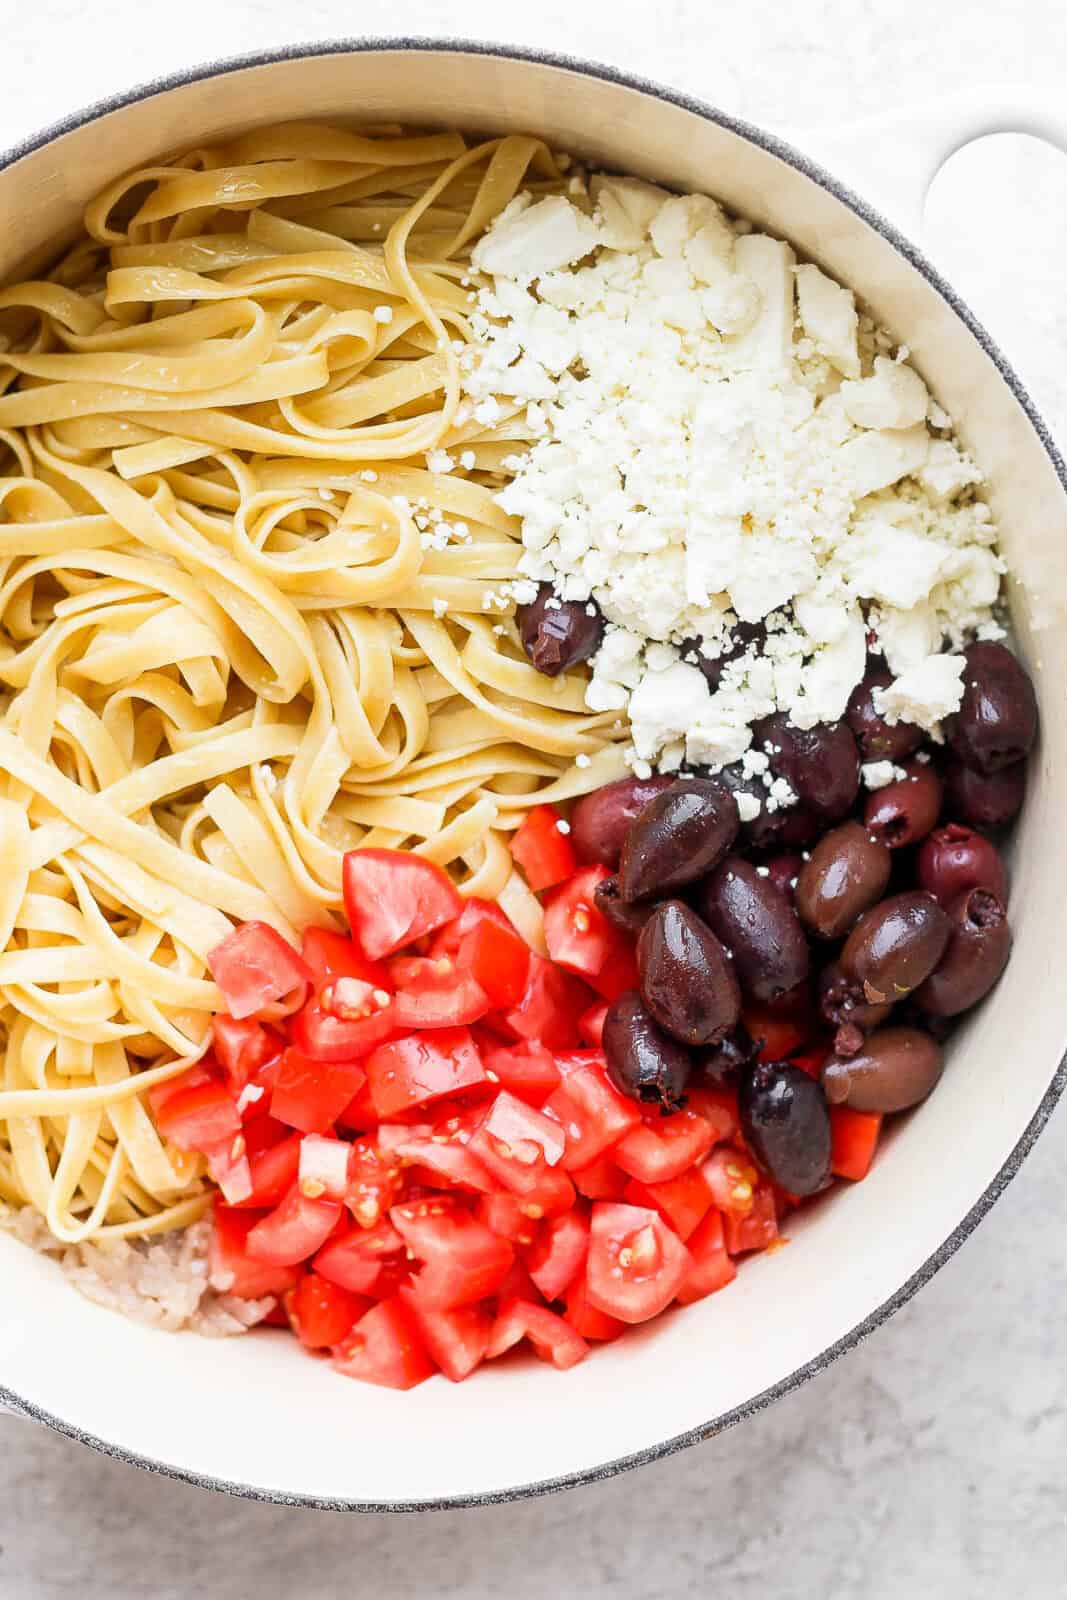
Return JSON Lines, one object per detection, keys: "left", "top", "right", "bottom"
{"left": 401, "top": 1292, "right": 491, "bottom": 1382}
{"left": 456, "top": 917, "right": 530, "bottom": 1009}
{"left": 392, "top": 1200, "right": 513, "bottom": 1310}
{"left": 564, "top": 1275, "right": 625, "bottom": 1342}
{"left": 722, "top": 1186, "right": 780, "bottom": 1255}
{"left": 624, "top": 1164, "right": 714, "bottom": 1241}
{"left": 481, "top": 1041, "right": 561, "bottom": 1106}
{"left": 745, "top": 1010, "right": 808, "bottom": 1063}
{"left": 210, "top": 1202, "right": 303, "bottom": 1300}
{"left": 229, "top": 1132, "right": 303, "bottom": 1209}
{"left": 342, "top": 848, "right": 462, "bottom": 961}
{"left": 791, "top": 1046, "right": 830, "bottom": 1080}
{"left": 314, "top": 1219, "right": 405, "bottom": 1294}
{"left": 543, "top": 866, "right": 629, "bottom": 990}
{"left": 212, "top": 1016, "right": 282, "bottom": 1092}
{"left": 470, "top": 1091, "right": 565, "bottom": 1179}
{"left": 543, "top": 1057, "right": 642, "bottom": 1171}
{"left": 703, "top": 1146, "right": 762, "bottom": 1217}
{"left": 147, "top": 1062, "right": 216, "bottom": 1123}
{"left": 502, "top": 954, "right": 592, "bottom": 1050}
{"left": 154, "top": 1078, "right": 240, "bottom": 1153}
{"left": 510, "top": 805, "right": 578, "bottom": 892}
{"left": 586, "top": 1202, "right": 692, "bottom": 1325}
{"left": 476, "top": 1192, "right": 537, "bottom": 1245}
{"left": 578, "top": 1002, "right": 608, "bottom": 1047}
{"left": 288, "top": 1272, "right": 369, "bottom": 1349}
{"left": 343, "top": 1137, "right": 404, "bottom": 1228}
{"left": 614, "top": 1108, "right": 716, "bottom": 1185}
{"left": 495, "top": 1258, "right": 542, "bottom": 1305}
{"left": 334, "top": 1297, "right": 436, "bottom": 1389}
{"left": 203, "top": 1135, "right": 253, "bottom": 1204}
{"left": 487, "top": 1298, "right": 589, "bottom": 1370}
{"left": 589, "top": 944, "right": 641, "bottom": 1003}
{"left": 525, "top": 1209, "right": 590, "bottom": 1302}
{"left": 686, "top": 1084, "right": 740, "bottom": 1144}
{"left": 429, "top": 896, "right": 511, "bottom": 954}
{"left": 314, "top": 1218, "right": 404, "bottom": 1294}
{"left": 290, "top": 992, "right": 397, "bottom": 1062}
{"left": 300, "top": 926, "right": 389, "bottom": 991}
{"left": 830, "top": 1106, "right": 882, "bottom": 1181}
{"left": 269, "top": 1048, "right": 366, "bottom": 1135}
{"left": 385, "top": 1128, "right": 494, "bottom": 1193}
{"left": 675, "top": 1207, "right": 737, "bottom": 1304}
{"left": 365, "top": 1027, "right": 487, "bottom": 1119}
{"left": 208, "top": 921, "right": 310, "bottom": 1020}
{"left": 261, "top": 1301, "right": 291, "bottom": 1328}
{"left": 570, "top": 1154, "right": 630, "bottom": 1201}
{"left": 297, "top": 1133, "right": 351, "bottom": 1200}
{"left": 245, "top": 1183, "right": 342, "bottom": 1267}
{"left": 387, "top": 955, "right": 489, "bottom": 1029}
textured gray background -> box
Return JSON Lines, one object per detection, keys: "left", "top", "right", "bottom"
{"left": 3, "top": 1, "right": 1067, "bottom": 1595}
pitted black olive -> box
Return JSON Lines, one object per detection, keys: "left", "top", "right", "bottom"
{"left": 603, "top": 990, "right": 692, "bottom": 1111}
{"left": 795, "top": 822, "right": 891, "bottom": 940}
{"left": 516, "top": 583, "right": 604, "bottom": 677}
{"left": 917, "top": 824, "right": 1008, "bottom": 907}
{"left": 754, "top": 712, "right": 861, "bottom": 822}
{"left": 594, "top": 876, "right": 659, "bottom": 938}
{"left": 947, "top": 640, "right": 1038, "bottom": 774}
{"left": 637, "top": 900, "right": 741, "bottom": 1046}
{"left": 840, "top": 891, "right": 951, "bottom": 1003}
{"left": 716, "top": 763, "right": 820, "bottom": 851}
{"left": 739, "top": 1061, "right": 831, "bottom": 1196}
{"left": 817, "top": 960, "right": 892, "bottom": 1035}
{"left": 823, "top": 1026, "right": 943, "bottom": 1113}
{"left": 943, "top": 754, "right": 1026, "bottom": 829}
{"left": 700, "top": 856, "right": 810, "bottom": 1004}
{"left": 863, "top": 760, "right": 943, "bottom": 849}
{"left": 618, "top": 778, "right": 739, "bottom": 902}
{"left": 570, "top": 776, "right": 675, "bottom": 868}
{"left": 913, "top": 888, "right": 1012, "bottom": 1016}
{"left": 846, "top": 663, "right": 924, "bottom": 762}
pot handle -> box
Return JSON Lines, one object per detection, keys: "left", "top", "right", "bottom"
{"left": 783, "top": 85, "right": 1067, "bottom": 238}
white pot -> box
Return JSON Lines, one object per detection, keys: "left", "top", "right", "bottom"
{"left": 1, "top": 40, "right": 1065, "bottom": 1510}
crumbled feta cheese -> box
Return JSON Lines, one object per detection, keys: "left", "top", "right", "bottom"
{"left": 735, "top": 791, "right": 762, "bottom": 823}
{"left": 873, "top": 654, "right": 966, "bottom": 728}
{"left": 426, "top": 450, "right": 454, "bottom": 474}
{"left": 465, "top": 169, "right": 1004, "bottom": 773}
{"left": 556, "top": 819, "right": 571, "bottom": 834}
{"left": 471, "top": 195, "right": 600, "bottom": 282}
{"left": 861, "top": 760, "right": 903, "bottom": 790}
{"left": 373, "top": 305, "right": 394, "bottom": 324}
{"left": 460, "top": 450, "right": 476, "bottom": 470}
{"left": 575, "top": 752, "right": 591, "bottom": 768}
{"left": 431, "top": 598, "right": 449, "bottom": 619}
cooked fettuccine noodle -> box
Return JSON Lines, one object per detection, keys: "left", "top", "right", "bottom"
{"left": 0, "top": 124, "right": 628, "bottom": 1243}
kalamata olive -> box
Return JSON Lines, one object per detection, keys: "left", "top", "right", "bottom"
{"left": 571, "top": 776, "right": 675, "bottom": 868}
{"left": 603, "top": 990, "right": 692, "bottom": 1111}
{"left": 637, "top": 900, "right": 741, "bottom": 1046}
{"left": 913, "top": 888, "right": 1012, "bottom": 1017}
{"left": 947, "top": 640, "right": 1038, "bottom": 773}
{"left": 822, "top": 1025, "right": 943, "bottom": 1113}
{"left": 754, "top": 712, "right": 861, "bottom": 822}
{"left": 594, "top": 876, "right": 658, "bottom": 938}
{"left": 840, "top": 891, "right": 952, "bottom": 1003}
{"left": 619, "top": 778, "right": 739, "bottom": 902}
{"left": 917, "top": 824, "right": 1008, "bottom": 908}
{"left": 700, "top": 855, "right": 811, "bottom": 1004}
{"left": 863, "top": 760, "right": 944, "bottom": 849}
{"left": 516, "top": 583, "right": 605, "bottom": 677}
{"left": 795, "top": 821, "right": 892, "bottom": 940}
{"left": 818, "top": 961, "right": 892, "bottom": 1033}
{"left": 943, "top": 754, "right": 1026, "bottom": 829}
{"left": 696, "top": 1022, "right": 758, "bottom": 1085}
{"left": 680, "top": 621, "right": 765, "bottom": 692}
{"left": 739, "top": 1061, "right": 831, "bottom": 1196}
{"left": 716, "top": 764, "right": 821, "bottom": 851}
{"left": 845, "top": 664, "right": 924, "bottom": 762}
{"left": 763, "top": 853, "right": 805, "bottom": 902}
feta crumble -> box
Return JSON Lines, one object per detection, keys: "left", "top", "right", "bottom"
{"left": 465, "top": 176, "right": 1000, "bottom": 774}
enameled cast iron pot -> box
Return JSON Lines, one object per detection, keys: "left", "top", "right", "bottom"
{"left": 2, "top": 39, "right": 1067, "bottom": 1510}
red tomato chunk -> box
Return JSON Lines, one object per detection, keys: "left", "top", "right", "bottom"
{"left": 191, "top": 845, "right": 828, "bottom": 1392}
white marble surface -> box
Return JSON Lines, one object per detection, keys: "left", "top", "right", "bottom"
{"left": 3, "top": 1, "right": 1067, "bottom": 1594}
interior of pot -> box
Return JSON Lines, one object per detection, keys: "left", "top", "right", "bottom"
{"left": 1, "top": 45, "right": 1065, "bottom": 1507}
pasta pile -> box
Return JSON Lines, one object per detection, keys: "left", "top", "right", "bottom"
{"left": 0, "top": 123, "right": 627, "bottom": 1243}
